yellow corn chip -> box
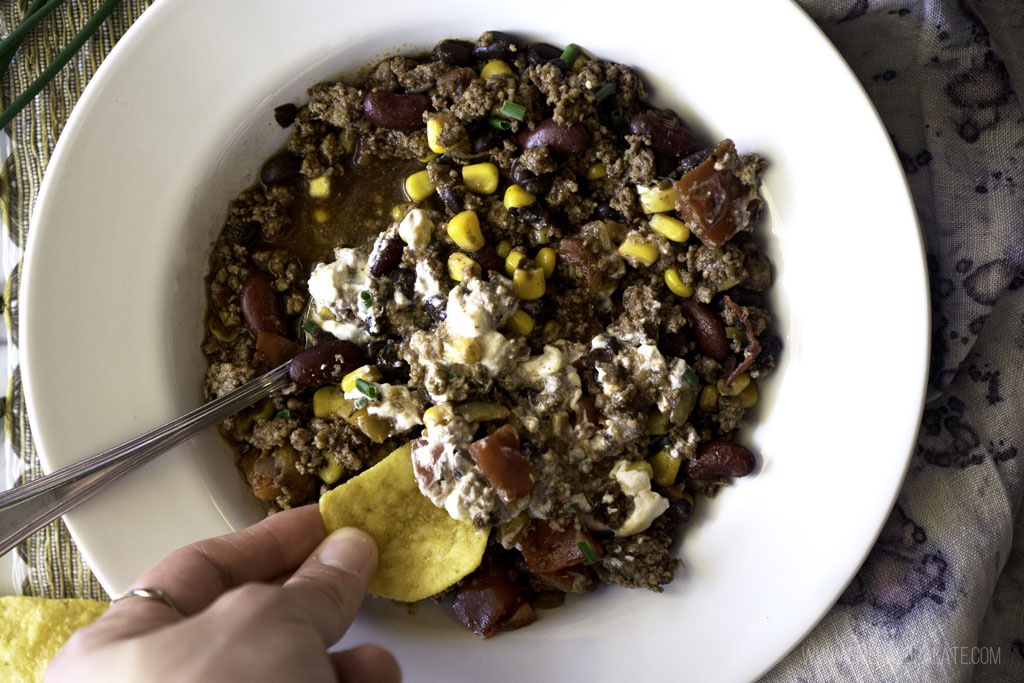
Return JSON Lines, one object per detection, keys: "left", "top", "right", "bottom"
{"left": 320, "top": 442, "right": 488, "bottom": 602}
{"left": 0, "top": 596, "right": 107, "bottom": 682}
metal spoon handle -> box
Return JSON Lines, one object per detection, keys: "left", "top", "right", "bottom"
{"left": 0, "top": 363, "right": 292, "bottom": 557}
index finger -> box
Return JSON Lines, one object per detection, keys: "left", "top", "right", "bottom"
{"left": 120, "top": 504, "right": 325, "bottom": 617}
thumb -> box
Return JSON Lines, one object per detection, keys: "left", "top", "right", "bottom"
{"left": 282, "top": 526, "right": 378, "bottom": 646}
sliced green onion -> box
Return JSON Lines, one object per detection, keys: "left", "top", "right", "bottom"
{"left": 354, "top": 397, "right": 370, "bottom": 410}
{"left": 577, "top": 539, "right": 599, "bottom": 565}
{"left": 499, "top": 100, "right": 526, "bottom": 121}
{"left": 359, "top": 290, "right": 373, "bottom": 308}
{"left": 560, "top": 43, "right": 581, "bottom": 68}
{"left": 594, "top": 83, "right": 615, "bottom": 105}
{"left": 610, "top": 107, "right": 624, "bottom": 131}
{"left": 355, "top": 378, "right": 378, "bottom": 399}
{"left": 682, "top": 368, "right": 700, "bottom": 389}
{"left": 276, "top": 409, "right": 295, "bottom": 420}
{"left": 301, "top": 320, "right": 318, "bottom": 336}
{"left": 488, "top": 116, "right": 512, "bottom": 130}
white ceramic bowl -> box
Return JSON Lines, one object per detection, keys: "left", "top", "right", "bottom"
{"left": 21, "top": 1, "right": 928, "bottom": 680}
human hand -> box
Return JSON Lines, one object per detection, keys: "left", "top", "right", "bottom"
{"left": 47, "top": 505, "right": 401, "bottom": 683}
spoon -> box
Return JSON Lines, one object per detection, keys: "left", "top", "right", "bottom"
{"left": 0, "top": 337, "right": 364, "bottom": 558}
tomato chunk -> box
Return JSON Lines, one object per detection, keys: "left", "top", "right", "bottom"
{"left": 468, "top": 425, "right": 537, "bottom": 503}
{"left": 254, "top": 331, "right": 299, "bottom": 368}
{"left": 675, "top": 138, "right": 761, "bottom": 248}
{"left": 452, "top": 563, "right": 528, "bottom": 639}
{"left": 520, "top": 520, "right": 600, "bottom": 574}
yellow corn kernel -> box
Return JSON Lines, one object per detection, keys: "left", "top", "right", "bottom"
{"left": 308, "top": 175, "right": 331, "bottom": 199}
{"left": 738, "top": 379, "right": 759, "bottom": 408}
{"left": 535, "top": 247, "right": 557, "bottom": 279}
{"left": 341, "top": 365, "right": 382, "bottom": 393}
{"left": 250, "top": 399, "right": 275, "bottom": 422}
{"left": 496, "top": 239, "right": 513, "bottom": 259}
{"left": 716, "top": 278, "right": 741, "bottom": 292}
{"left": 664, "top": 268, "right": 694, "bottom": 298}
{"left": 423, "top": 404, "right": 455, "bottom": 430}
{"left": 637, "top": 184, "right": 678, "bottom": 213}
{"left": 447, "top": 210, "right": 485, "bottom": 251}
{"left": 624, "top": 460, "right": 655, "bottom": 477}
{"left": 318, "top": 459, "right": 344, "bottom": 484}
{"left": 532, "top": 226, "right": 552, "bottom": 244}
{"left": 718, "top": 372, "right": 752, "bottom": 397}
{"left": 505, "top": 310, "right": 535, "bottom": 335}
{"left": 448, "top": 252, "right": 481, "bottom": 282}
{"left": 503, "top": 184, "right": 536, "bottom": 210}
{"left": 699, "top": 384, "right": 719, "bottom": 412}
{"left": 725, "top": 326, "right": 742, "bottom": 340}
{"left": 551, "top": 412, "right": 569, "bottom": 435}
{"left": 417, "top": 151, "right": 441, "bottom": 163}
{"left": 649, "top": 214, "right": 690, "bottom": 242}
{"left": 542, "top": 320, "right": 561, "bottom": 339}
{"left": 617, "top": 236, "right": 659, "bottom": 266}
{"left": 312, "top": 208, "right": 330, "bottom": 224}
{"left": 457, "top": 402, "right": 511, "bottom": 423}
{"left": 462, "top": 162, "right": 499, "bottom": 195}
{"left": 513, "top": 267, "right": 546, "bottom": 300}
{"left": 505, "top": 249, "right": 531, "bottom": 276}
{"left": 391, "top": 203, "right": 413, "bottom": 221}
{"left": 648, "top": 449, "right": 682, "bottom": 488}
{"left": 585, "top": 162, "right": 607, "bottom": 180}
{"left": 446, "top": 337, "right": 482, "bottom": 364}
{"left": 209, "top": 316, "right": 239, "bottom": 343}
{"left": 405, "top": 169, "right": 436, "bottom": 201}
{"left": 426, "top": 117, "right": 448, "bottom": 154}
{"left": 355, "top": 413, "right": 391, "bottom": 443}
{"left": 481, "top": 59, "right": 513, "bottom": 79}
{"left": 313, "top": 386, "right": 349, "bottom": 418}
{"left": 647, "top": 411, "right": 671, "bottom": 436}
{"left": 498, "top": 512, "right": 530, "bottom": 549}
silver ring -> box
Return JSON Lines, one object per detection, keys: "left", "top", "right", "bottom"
{"left": 110, "top": 587, "right": 181, "bottom": 615}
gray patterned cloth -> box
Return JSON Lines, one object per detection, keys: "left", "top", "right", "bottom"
{"left": 1, "top": 1, "right": 1021, "bottom": 681}
{"left": 763, "top": 1, "right": 1024, "bottom": 681}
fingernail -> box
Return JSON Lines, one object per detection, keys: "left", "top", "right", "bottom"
{"left": 317, "top": 527, "right": 374, "bottom": 575}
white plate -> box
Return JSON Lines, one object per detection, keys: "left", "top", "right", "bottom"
{"left": 21, "top": 0, "right": 928, "bottom": 680}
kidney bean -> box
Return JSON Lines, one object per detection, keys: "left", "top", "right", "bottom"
{"left": 361, "top": 91, "right": 430, "bottom": 131}
{"left": 687, "top": 441, "right": 756, "bottom": 479}
{"left": 678, "top": 298, "right": 730, "bottom": 361}
{"left": 288, "top": 339, "right": 365, "bottom": 387}
{"left": 436, "top": 67, "right": 478, "bottom": 99}
{"left": 628, "top": 113, "right": 698, "bottom": 159}
{"left": 517, "top": 118, "right": 589, "bottom": 155}
{"left": 434, "top": 39, "right": 475, "bottom": 66}
{"left": 259, "top": 154, "right": 302, "bottom": 186}
{"left": 473, "top": 31, "right": 522, "bottom": 61}
{"left": 273, "top": 103, "right": 298, "bottom": 128}
{"left": 367, "top": 234, "right": 405, "bottom": 277}
{"left": 527, "top": 42, "right": 561, "bottom": 65}
{"left": 476, "top": 247, "right": 505, "bottom": 273}
{"left": 241, "top": 271, "right": 288, "bottom": 336}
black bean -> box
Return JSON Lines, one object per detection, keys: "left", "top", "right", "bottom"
{"left": 655, "top": 153, "right": 679, "bottom": 178}
{"left": 473, "top": 31, "right": 522, "bottom": 61}
{"left": 361, "top": 91, "right": 430, "bottom": 131}
{"left": 391, "top": 267, "right": 415, "bottom": 299}
{"left": 223, "top": 220, "right": 261, "bottom": 246}
{"left": 756, "top": 334, "right": 783, "bottom": 365}
{"left": 273, "top": 103, "right": 298, "bottom": 128}
{"left": 547, "top": 58, "right": 568, "bottom": 73}
{"left": 594, "top": 202, "right": 624, "bottom": 222}
{"left": 439, "top": 184, "right": 464, "bottom": 213}
{"left": 527, "top": 42, "right": 562, "bottom": 65}
{"left": 472, "top": 125, "right": 507, "bottom": 154}
{"left": 288, "top": 339, "right": 365, "bottom": 388}
{"left": 725, "top": 288, "right": 763, "bottom": 308}
{"left": 680, "top": 149, "right": 713, "bottom": 174}
{"left": 434, "top": 39, "right": 475, "bottom": 67}
{"left": 659, "top": 331, "right": 690, "bottom": 358}
{"left": 628, "top": 113, "right": 698, "bottom": 159}
{"left": 425, "top": 296, "right": 447, "bottom": 323}
{"left": 374, "top": 339, "right": 410, "bottom": 381}
{"left": 368, "top": 235, "right": 405, "bottom": 277}
{"left": 517, "top": 118, "right": 589, "bottom": 155}
{"left": 259, "top": 154, "right": 302, "bottom": 186}
{"left": 511, "top": 160, "right": 552, "bottom": 196}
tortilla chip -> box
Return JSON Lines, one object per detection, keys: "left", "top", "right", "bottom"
{"left": 0, "top": 596, "right": 107, "bottom": 682}
{"left": 320, "top": 442, "right": 488, "bottom": 602}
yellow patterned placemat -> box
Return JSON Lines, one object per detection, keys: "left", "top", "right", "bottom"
{"left": 1, "top": 0, "right": 153, "bottom": 600}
